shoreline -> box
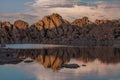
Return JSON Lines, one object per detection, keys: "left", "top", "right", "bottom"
{"left": 0, "top": 40, "right": 120, "bottom": 49}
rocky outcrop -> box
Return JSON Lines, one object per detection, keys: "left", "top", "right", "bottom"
{"left": 71, "top": 17, "right": 91, "bottom": 28}
{"left": 95, "top": 19, "right": 119, "bottom": 25}
{"left": 14, "top": 20, "right": 29, "bottom": 29}
{"left": 2, "top": 21, "right": 11, "bottom": 27}
{"left": 31, "top": 13, "right": 71, "bottom": 41}
{"left": 0, "top": 13, "right": 120, "bottom": 44}
{"left": 34, "top": 13, "right": 69, "bottom": 30}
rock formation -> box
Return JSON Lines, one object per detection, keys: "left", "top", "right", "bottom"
{"left": 34, "top": 13, "right": 69, "bottom": 30}
{"left": 2, "top": 21, "right": 11, "bottom": 27}
{"left": 14, "top": 20, "right": 29, "bottom": 29}
{"left": 71, "top": 17, "right": 91, "bottom": 27}
{"left": 0, "top": 13, "right": 120, "bottom": 44}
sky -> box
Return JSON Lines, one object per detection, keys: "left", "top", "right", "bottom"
{"left": 0, "top": 0, "right": 120, "bottom": 24}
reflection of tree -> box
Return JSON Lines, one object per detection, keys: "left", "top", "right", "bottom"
{"left": 0, "top": 46, "right": 120, "bottom": 70}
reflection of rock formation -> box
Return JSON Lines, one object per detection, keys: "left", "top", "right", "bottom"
{"left": 0, "top": 47, "right": 120, "bottom": 70}
{"left": 35, "top": 55, "right": 67, "bottom": 70}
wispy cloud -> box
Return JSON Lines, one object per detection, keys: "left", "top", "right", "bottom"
{"left": 0, "top": 13, "right": 39, "bottom": 24}
{"left": 25, "top": 0, "right": 120, "bottom": 21}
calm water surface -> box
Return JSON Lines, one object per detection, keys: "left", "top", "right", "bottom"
{"left": 0, "top": 44, "right": 120, "bottom": 80}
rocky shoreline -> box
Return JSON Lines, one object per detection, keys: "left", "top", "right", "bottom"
{"left": 0, "top": 13, "right": 120, "bottom": 45}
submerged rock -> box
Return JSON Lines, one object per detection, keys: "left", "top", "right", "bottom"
{"left": 24, "top": 60, "right": 33, "bottom": 63}
{"left": 82, "top": 64, "right": 86, "bottom": 66}
{"left": 62, "top": 64, "right": 80, "bottom": 69}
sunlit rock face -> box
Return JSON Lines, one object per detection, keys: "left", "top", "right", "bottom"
{"left": 14, "top": 20, "right": 29, "bottom": 29}
{"left": 12, "top": 20, "right": 29, "bottom": 43}
{"left": 71, "top": 17, "right": 92, "bottom": 28}
{"left": 2, "top": 21, "right": 11, "bottom": 28}
{"left": 0, "top": 47, "right": 120, "bottom": 70}
{"left": 30, "top": 13, "right": 70, "bottom": 41}
{"left": 0, "top": 13, "right": 120, "bottom": 44}
{"left": 34, "top": 13, "right": 69, "bottom": 30}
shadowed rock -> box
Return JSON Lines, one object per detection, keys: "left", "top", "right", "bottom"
{"left": 62, "top": 64, "right": 80, "bottom": 69}
{"left": 0, "top": 58, "right": 23, "bottom": 65}
{"left": 24, "top": 60, "right": 33, "bottom": 63}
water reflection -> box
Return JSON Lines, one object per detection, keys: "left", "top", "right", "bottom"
{"left": 0, "top": 46, "right": 120, "bottom": 70}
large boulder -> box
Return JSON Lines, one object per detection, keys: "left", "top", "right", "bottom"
{"left": 2, "top": 21, "right": 11, "bottom": 27}
{"left": 49, "top": 13, "right": 69, "bottom": 27}
{"left": 71, "top": 17, "right": 91, "bottom": 27}
{"left": 34, "top": 13, "right": 69, "bottom": 30}
{"left": 14, "top": 20, "right": 29, "bottom": 29}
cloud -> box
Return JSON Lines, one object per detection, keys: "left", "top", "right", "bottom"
{"left": 0, "top": 0, "right": 120, "bottom": 24}
{"left": 52, "top": 6, "right": 120, "bottom": 21}
{"left": 0, "top": 13, "right": 39, "bottom": 24}
{"left": 30, "top": 0, "right": 73, "bottom": 8}
{"left": 26, "top": 0, "right": 86, "bottom": 8}
{"left": 25, "top": 0, "right": 120, "bottom": 21}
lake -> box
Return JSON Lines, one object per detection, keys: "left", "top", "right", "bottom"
{"left": 0, "top": 44, "right": 120, "bottom": 80}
